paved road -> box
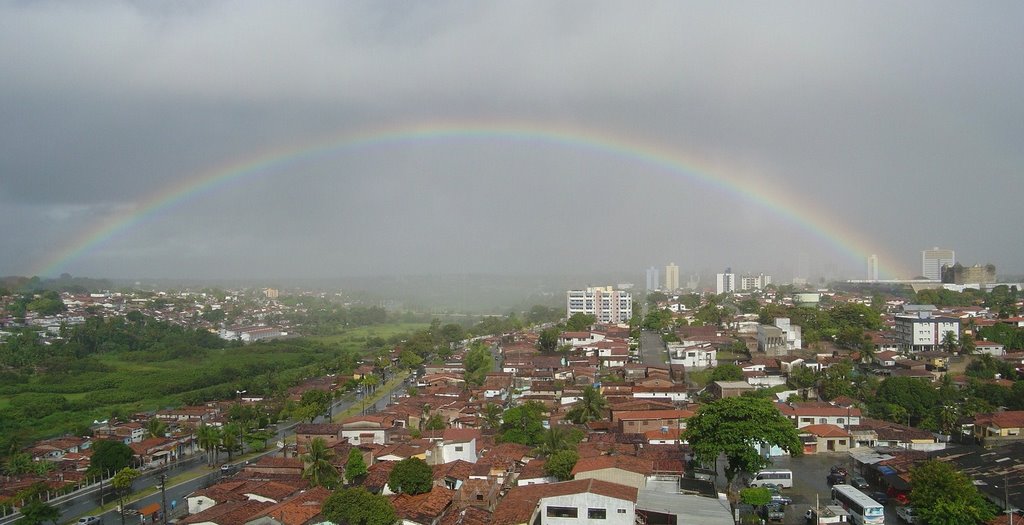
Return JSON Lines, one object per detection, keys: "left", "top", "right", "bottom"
{"left": 639, "top": 329, "right": 668, "bottom": 366}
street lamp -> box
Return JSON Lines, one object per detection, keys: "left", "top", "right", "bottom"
{"left": 235, "top": 390, "right": 246, "bottom": 456}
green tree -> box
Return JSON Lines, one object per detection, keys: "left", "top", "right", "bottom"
{"left": 424, "top": 414, "right": 446, "bottom": 431}
{"left": 499, "top": 401, "right": 547, "bottom": 445}
{"left": 88, "top": 440, "right": 134, "bottom": 477}
{"left": 643, "top": 309, "right": 674, "bottom": 331}
{"left": 910, "top": 460, "right": 995, "bottom": 525}
{"left": 875, "top": 376, "right": 938, "bottom": 424}
{"left": 145, "top": 418, "right": 167, "bottom": 439}
{"left": 537, "top": 327, "right": 560, "bottom": 353}
{"left": 16, "top": 498, "right": 60, "bottom": 525}
{"left": 959, "top": 333, "right": 976, "bottom": 355}
{"left": 682, "top": 396, "right": 802, "bottom": 489}
{"left": 301, "top": 437, "right": 339, "bottom": 489}
{"left": 111, "top": 467, "right": 140, "bottom": 525}
{"left": 220, "top": 423, "right": 241, "bottom": 461}
{"left": 739, "top": 487, "right": 772, "bottom": 507}
{"left": 565, "top": 386, "right": 608, "bottom": 424}
{"left": 544, "top": 449, "right": 579, "bottom": 481}
{"left": 534, "top": 427, "right": 573, "bottom": 458}
{"left": 196, "top": 425, "right": 221, "bottom": 466}
{"left": 463, "top": 341, "right": 492, "bottom": 386}
{"left": 940, "top": 330, "right": 959, "bottom": 354}
{"left": 321, "top": 487, "right": 396, "bottom": 525}
{"left": 482, "top": 403, "right": 503, "bottom": 430}
{"left": 787, "top": 365, "right": 817, "bottom": 400}
{"left": 565, "top": 313, "right": 597, "bottom": 332}
{"left": 709, "top": 363, "right": 745, "bottom": 382}
{"left": 398, "top": 350, "right": 423, "bottom": 371}
{"left": 388, "top": 457, "right": 432, "bottom": 495}
{"left": 345, "top": 448, "right": 367, "bottom": 484}
{"left": 4, "top": 453, "right": 33, "bottom": 476}
{"left": 818, "top": 361, "right": 855, "bottom": 401}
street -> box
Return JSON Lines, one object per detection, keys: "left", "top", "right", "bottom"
{"left": 639, "top": 329, "right": 668, "bottom": 366}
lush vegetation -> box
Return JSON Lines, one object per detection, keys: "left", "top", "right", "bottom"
{"left": 910, "top": 460, "right": 996, "bottom": 525}
{"left": 0, "top": 315, "right": 418, "bottom": 444}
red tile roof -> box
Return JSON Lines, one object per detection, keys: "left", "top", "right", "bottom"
{"left": 493, "top": 479, "right": 637, "bottom": 525}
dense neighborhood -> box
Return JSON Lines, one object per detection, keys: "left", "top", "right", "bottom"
{"left": 2, "top": 280, "right": 1024, "bottom": 525}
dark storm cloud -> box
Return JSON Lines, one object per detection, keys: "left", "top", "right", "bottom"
{"left": 1, "top": 1, "right": 1021, "bottom": 278}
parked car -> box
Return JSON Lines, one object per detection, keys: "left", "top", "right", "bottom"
{"left": 830, "top": 465, "right": 849, "bottom": 477}
{"left": 896, "top": 506, "right": 918, "bottom": 523}
{"left": 850, "top": 475, "right": 869, "bottom": 489}
{"left": 869, "top": 491, "right": 889, "bottom": 505}
{"left": 761, "top": 502, "right": 785, "bottom": 522}
{"left": 826, "top": 473, "right": 847, "bottom": 486}
{"left": 78, "top": 517, "right": 102, "bottom": 525}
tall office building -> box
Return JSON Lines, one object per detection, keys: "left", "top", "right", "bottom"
{"left": 739, "top": 273, "right": 772, "bottom": 291}
{"left": 922, "top": 247, "right": 955, "bottom": 280}
{"left": 566, "top": 287, "right": 633, "bottom": 324}
{"left": 645, "top": 267, "right": 660, "bottom": 291}
{"left": 664, "top": 263, "right": 680, "bottom": 291}
{"left": 867, "top": 254, "right": 879, "bottom": 281}
{"left": 716, "top": 269, "right": 736, "bottom": 295}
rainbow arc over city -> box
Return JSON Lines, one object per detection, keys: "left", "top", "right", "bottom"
{"left": 34, "top": 119, "right": 909, "bottom": 278}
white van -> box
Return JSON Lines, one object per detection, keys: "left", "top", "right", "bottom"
{"left": 749, "top": 469, "right": 794, "bottom": 488}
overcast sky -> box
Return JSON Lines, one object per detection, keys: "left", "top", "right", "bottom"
{"left": 2, "top": 1, "right": 1021, "bottom": 281}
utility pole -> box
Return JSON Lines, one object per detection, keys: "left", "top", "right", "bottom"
{"left": 158, "top": 473, "right": 167, "bottom": 525}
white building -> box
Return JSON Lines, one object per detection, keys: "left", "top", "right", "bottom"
{"left": 894, "top": 312, "right": 960, "bottom": 352}
{"left": 922, "top": 247, "right": 955, "bottom": 280}
{"left": 739, "top": 273, "right": 772, "bottom": 291}
{"left": 645, "top": 267, "right": 659, "bottom": 291}
{"left": 664, "top": 263, "right": 679, "bottom": 291}
{"left": 716, "top": 271, "right": 735, "bottom": 294}
{"left": 566, "top": 287, "right": 633, "bottom": 324}
{"left": 757, "top": 318, "right": 802, "bottom": 355}
{"left": 667, "top": 342, "right": 718, "bottom": 369}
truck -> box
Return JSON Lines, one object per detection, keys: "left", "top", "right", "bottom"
{"left": 804, "top": 505, "right": 851, "bottom": 524}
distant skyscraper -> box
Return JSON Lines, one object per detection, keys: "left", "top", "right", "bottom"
{"left": 645, "top": 267, "right": 660, "bottom": 291}
{"left": 921, "top": 247, "right": 955, "bottom": 280}
{"left": 665, "top": 263, "right": 680, "bottom": 291}
{"left": 716, "top": 269, "right": 735, "bottom": 294}
{"left": 867, "top": 255, "right": 879, "bottom": 281}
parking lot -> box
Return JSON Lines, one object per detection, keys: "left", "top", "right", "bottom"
{"left": 728, "top": 452, "right": 902, "bottom": 524}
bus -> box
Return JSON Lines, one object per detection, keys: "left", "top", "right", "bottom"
{"left": 831, "top": 484, "right": 885, "bottom": 525}
{"left": 749, "top": 469, "right": 793, "bottom": 488}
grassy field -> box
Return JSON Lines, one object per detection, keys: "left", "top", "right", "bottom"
{"left": 309, "top": 323, "right": 428, "bottom": 345}
{"left": 1, "top": 322, "right": 426, "bottom": 442}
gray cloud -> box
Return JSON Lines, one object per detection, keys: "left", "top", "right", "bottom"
{"left": 1, "top": 1, "right": 1021, "bottom": 280}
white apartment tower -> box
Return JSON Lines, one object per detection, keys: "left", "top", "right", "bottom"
{"left": 867, "top": 255, "right": 879, "bottom": 281}
{"left": 566, "top": 287, "right": 633, "bottom": 324}
{"left": 716, "top": 270, "right": 736, "bottom": 295}
{"left": 922, "top": 247, "right": 955, "bottom": 280}
{"left": 739, "top": 273, "right": 772, "bottom": 291}
{"left": 645, "top": 267, "right": 659, "bottom": 291}
{"left": 665, "top": 263, "right": 680, "bottom": 291}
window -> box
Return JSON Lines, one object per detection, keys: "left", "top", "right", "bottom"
{"left": 454, "top": 446, "right": 463, "bottom": 452}
{"left": 617, "top": 509, "right": 627, "bottom": 514}
{"left": 546, "top": 506, "right": 578, "bottom": 518}
{"left": 588, "top": 508, "right": 607, "bottom": 519}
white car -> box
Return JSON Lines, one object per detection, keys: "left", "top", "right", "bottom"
{"left": 896, "top": 506, "right": 918, "bottom": 523}
{"left": 78, "top": 517, "right": 102, "bottom": 525}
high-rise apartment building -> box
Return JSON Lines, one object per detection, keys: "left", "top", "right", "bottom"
{"left": 922, "top": 247, "right": 955, "bottom": 280}
{"left": 716, "top": 270, "right": 735, "bottom": 295}
{"left": 665, "top": 263, "right": 680, "bottom": 291}
{"left": 739, "top": 273, "right": 772, "bottom": 291}
{"left": 645, "top": 267, "right": 659, "bottom": 291}
{"left": 566, "top": 286, "right": 633, "bottom": 324}
{"left": 867, "top": 254, "right": 879, "bottom": 281}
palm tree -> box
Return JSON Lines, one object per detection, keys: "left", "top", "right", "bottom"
{"left": 220, "top": 424, "right": 240, "bottom": 462}
{"left": 301, "top": 437, "right": 339, "bottom": 488}
{"left": 566, "top": 386, "right": 607, "bottom": 424}
{"left": 940, "top": 330, "right": 959, "bottom": 353}
{"left": 146, "top": 418, "right": 167, "bottom": 439}
{"left": 196, "top": 425, "right": 221, "bottom": 466}
{"left": 482, "top": 403, "right": 503, "bottom": 430}
{"left": 534, "top": 427, "right": 572, "bottom": 458}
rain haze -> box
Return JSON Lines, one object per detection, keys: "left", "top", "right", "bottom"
{"left": 2, "top": 1, "right": 1022, "bottom": 283}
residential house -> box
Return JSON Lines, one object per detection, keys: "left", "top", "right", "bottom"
{"left": 571, "top": 455, "right": 653, "bottom": 490}
{"left": 776, "top": 402, "right": 862, "bottom": 429}
{"left": 341, "top": 414, "right": 394, "bottom": 445}
{"left": 799, "top": 424, "right": 851, "bottom": 454}
{"left": 292, "top": 423, "right": 343, "bottom": 453}
{"left": 493, "top": 479, "right": 638, "bottom": 525}
{"left": 969, "top": 411, "right": 1024, "bottom": 446}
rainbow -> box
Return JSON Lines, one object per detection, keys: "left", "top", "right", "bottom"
{"left": 33, "top": 119, "right": 910, "bottom": 278}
